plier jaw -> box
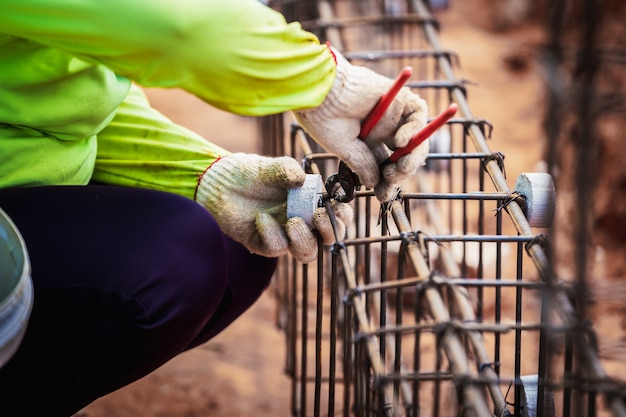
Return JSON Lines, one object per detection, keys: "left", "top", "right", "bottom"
{"left": 324, "top": 161, "right": 362, "bottom": 203}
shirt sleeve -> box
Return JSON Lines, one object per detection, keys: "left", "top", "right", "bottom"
{"left": 0, "top": 0, "right": 336, "bottom": 116}
{"left": 93, "top": 84, "right": 230, "bottom": 200}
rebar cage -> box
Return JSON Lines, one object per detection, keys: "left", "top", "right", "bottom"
{"left": 258, "top": 1, "right": 626, "bottom": 417}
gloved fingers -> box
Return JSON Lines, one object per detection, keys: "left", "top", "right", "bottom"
{"left": 312, "top": 202, "right": 354, "bottom": 244}
{"left": 285, "top": 217, "right": 319, "bottom": 263}
{"left": 258, "top": 156, "right": 308, "bottom": 190}
{"left": 374, "top": 181, "right": 392, "bottom": 202}
{"left": 255, "top": 212, "right": 289, "bottom": 258}
{"left": 395, "top": 89, "right": 429, "bottom": 143}
{"left": 332, "top": 201, "right": 354, "bottom": 227}
{"left": 205, "top": 153, "right": 306, "bottom": 203}
{"left": 368, "top": 142, "right": 392, "bottom": 165}
{"left": 392, "top": 115, "right": 427, "bottom": 148}
{"left": 370, "top": 88, "right": 429, "bottom": 149}
{"left": 340, "top": 139, "right": 380, "bottom": 190}
{"left": 374, "top": 140, "right": 429, "bottom": 202}
{"left": 312, "top": 207, "right": 335, "bottom": 243}
{"left": 295, "top": 103, "right": 382, "bottom": 190}
{"left": 383, "top": 140, "right": 429, "bottom": 181}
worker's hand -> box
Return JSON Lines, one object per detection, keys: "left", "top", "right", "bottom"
{"left": 196, "top": 153, "right": 353, "bottom": 262}
{"left": 293, "top": 48, "right": 429, "bottom": 201}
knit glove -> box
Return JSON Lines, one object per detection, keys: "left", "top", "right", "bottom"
{"left": 196, "top": 153, "right": 353, "bottom": 263}
{"left": 293, "top": 48, "right": 429, "bottom": 201}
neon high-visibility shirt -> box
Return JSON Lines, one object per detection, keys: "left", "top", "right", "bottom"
{"left": 0, "top": 0, "right": 335, "bottom": 195}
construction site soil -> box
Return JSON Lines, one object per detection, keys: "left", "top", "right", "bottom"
{"left": 76, "top": 2, "right": 626, "bottom": 416}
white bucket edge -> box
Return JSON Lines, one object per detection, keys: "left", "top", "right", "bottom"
{"left": 0, "top": 207, "right": 34, "bottom": 368}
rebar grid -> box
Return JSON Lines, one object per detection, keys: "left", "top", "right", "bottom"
{"left": 261, "top": 1, "right": 626, "bottom": 417}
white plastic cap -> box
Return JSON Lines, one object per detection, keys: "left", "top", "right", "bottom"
{"left": 287, "top": 174, "right": 323, "bottom": 228}
{"left": 515, "top": 173, "right": 556, "bottom": 228}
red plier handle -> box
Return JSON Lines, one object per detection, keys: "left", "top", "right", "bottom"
{"left": 359, "top": 66, "right": 413, "bottom": 139}
{"left": 358, "top": 66, "right": 457, "bottom": 165}
{"left": 385, "top": 103, "right": 458, "bottom": 164}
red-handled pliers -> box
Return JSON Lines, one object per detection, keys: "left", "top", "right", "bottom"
{"left": 325, "top": 67, "right": 457, "bottom": 202}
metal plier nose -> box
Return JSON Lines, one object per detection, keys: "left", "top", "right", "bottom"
{"left": 325, "top": 161, "right": 361, "bottom": 203}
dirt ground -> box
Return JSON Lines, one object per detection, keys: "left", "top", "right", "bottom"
{"left": 76, "top": 2, "right": 624, "bottom": 416}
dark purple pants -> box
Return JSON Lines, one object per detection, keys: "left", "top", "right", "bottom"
{"left": 0, "top": 185, "right": 277, "bottom": 416}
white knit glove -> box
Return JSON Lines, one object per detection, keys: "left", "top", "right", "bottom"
{"left": 293, "top": 48, "right": 429, "bottom": 201}
{"left": 195, "top": 153, "right": 353, "bottom": 263}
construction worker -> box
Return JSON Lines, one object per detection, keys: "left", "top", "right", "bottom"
{"left": 0, "top": 0, "right": 429, "bottom": 414}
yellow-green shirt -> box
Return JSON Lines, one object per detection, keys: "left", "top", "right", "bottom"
{"left": 0, "top": 0, "right": 335, "bottom": 194}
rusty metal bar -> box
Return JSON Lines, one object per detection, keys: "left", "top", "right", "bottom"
{"left": 389, "top": 200, "right": 508, "bottom": 417}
